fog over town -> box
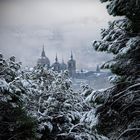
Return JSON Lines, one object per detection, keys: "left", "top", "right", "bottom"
{"left": 0, "top": 0, "right": 113, "bottom": 70}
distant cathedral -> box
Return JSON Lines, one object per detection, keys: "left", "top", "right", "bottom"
{"left": 67, "top": 52, "right": 76, "bottom": 77}
{"left": 37, "top": 46, "right": 50, "bottom": 68}
{"left": 37, "top": 46, "right": 76, "bottom": 77}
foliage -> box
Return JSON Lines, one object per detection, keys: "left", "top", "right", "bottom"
{"left": 22, "top": 66, "right": 107, "bottom": 140}
{"left": 93, "top": 0, "right": 140, "bottom": 139}
{"left": 0, "top": 53, "right": 37, "bottom": 140}
{"left": 0, "top": 53, "right": 109, "bottom": 140}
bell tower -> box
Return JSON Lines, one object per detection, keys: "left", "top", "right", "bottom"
{"left": 67, "top": 51, "right": 76, "bottom": 77}
{"left": 37, "top": 45, "right": 50, "bottom": 68}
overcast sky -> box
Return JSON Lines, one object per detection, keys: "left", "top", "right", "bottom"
{"left": 0, "top": 0, "right": 113, "bottom": 70}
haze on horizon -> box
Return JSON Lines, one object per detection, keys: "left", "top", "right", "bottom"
{"left": 0, "top": 0, "right": 113, "bottom": 70}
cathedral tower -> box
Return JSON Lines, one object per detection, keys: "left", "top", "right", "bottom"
{"left": 61, "top": 58, "right": 67, "bottom": 72}
{"left": 51, "top": 54, "right": 61, "bottom": 73}
{"left": 37, "top": 45, "right": 50, "bottom": 68}
{"left": 67, "top": 51, "right": 76, "bottom": 77}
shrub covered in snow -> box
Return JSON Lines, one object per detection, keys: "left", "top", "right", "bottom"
{"left": 0, "top": 53, "right": 36, "bottom": 140}
{"left": 23, "top": 66, "right": 108, "bottom": 140}
{"left": 0, "top": 52, "right": 110, "bottom": 140}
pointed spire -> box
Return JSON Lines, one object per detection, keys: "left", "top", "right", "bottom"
{"left": 55, "top": 53, "right": 58, "bottom": 62}
{"left": 71, "top": 51, "right": 73, "bottom": 60}
{"left": 41, "top": 45, "right": 46, "bottom": 57}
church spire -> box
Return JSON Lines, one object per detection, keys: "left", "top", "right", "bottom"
{"left": 55, "top": 53, "right": 58, "bottom": 62}
{"left": 41, "top": 45, "right": 46, "bottom": 57}
{"left": 71, "top": 51, "right": 73, "bottom": 60}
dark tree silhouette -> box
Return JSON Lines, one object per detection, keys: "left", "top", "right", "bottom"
{"left": 93, "top": 0, "right": 140, "bottom": 139}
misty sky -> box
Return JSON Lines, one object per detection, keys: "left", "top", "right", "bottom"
{"left": 0, "top": 0, "right": 113, "bottom": 70}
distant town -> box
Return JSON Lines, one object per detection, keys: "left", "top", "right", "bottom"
{"left": 37, "top": 46, "right": 112, "bottom": 90}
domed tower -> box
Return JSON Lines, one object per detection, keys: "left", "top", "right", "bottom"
{"left": 61, "top": 58, "right": 67, "bottom": 72}
{"left": 51, "top": 54, "right": 61, "bottom": 73}
{"left": 37, "top": 45, "right": 50, "bottom": 68}
{"left": 67, "top": 51, "right": 76, "bottom": 77}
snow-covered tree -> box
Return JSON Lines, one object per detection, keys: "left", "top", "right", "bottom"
{"left": 0, "top": 52, "right": 109, "bottom": 140}
{"left": 0, "top": 53, "right": 36, "bottom": 140}
{"left": 23, "top": 66, "right": 102, "bottom": 140}
{"left": 93, "top": 0, "right": 140, "bottom": 139}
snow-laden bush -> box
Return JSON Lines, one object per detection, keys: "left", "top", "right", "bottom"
{"left": 22, "top": 66, "right": 102, "bottom": 140}
{"left": 0, "top": 52, "right": 110, "bottom": 140}
{"left": 0, "top": 53, "right": 36, "bottom": 140}
{"left": 79, "top": 86, "right": 110, "bottom": 140}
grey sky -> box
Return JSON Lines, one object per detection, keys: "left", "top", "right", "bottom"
{"left": 0, "top": 0, "right": 113, "bottom": 70}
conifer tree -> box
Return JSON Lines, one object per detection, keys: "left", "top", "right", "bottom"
{"left": 93, "top": 0, "right": 140, "bottom": 139}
